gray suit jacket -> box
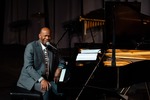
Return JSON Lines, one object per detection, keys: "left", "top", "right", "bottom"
{"left": 17, "top": 40, "right": 64, "bottom": 90}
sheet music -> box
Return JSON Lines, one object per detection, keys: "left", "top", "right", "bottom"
{"left": 80, "top": 49, "right": 101, "bottom": 54}
{"left": 76, "top": 53, "right": 98, "bottom": 61}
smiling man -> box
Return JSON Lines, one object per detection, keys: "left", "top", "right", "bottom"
{"left": 17, "top": 27, "right": 65, "bottom": 100}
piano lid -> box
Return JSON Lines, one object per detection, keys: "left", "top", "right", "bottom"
{"left": 105, "top": 1, "right": 150, "bottom": 49}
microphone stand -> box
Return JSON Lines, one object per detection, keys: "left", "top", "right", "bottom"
{"left": 56, "top": 28, "right": 72, "bottom": 57}
{"left": 56, "top": 28, "right": 68, "bottom": 45}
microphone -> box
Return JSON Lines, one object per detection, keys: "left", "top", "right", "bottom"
{"left": 46, "top": 42, "right": 57, "bottom": 50}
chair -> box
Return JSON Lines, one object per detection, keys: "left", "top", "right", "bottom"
{"left": 10, "top": 86, "right": 43, "bottom": 100}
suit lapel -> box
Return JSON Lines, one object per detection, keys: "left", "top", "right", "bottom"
{"left": 36, "top": 41, "right": 45, "bottom": 62}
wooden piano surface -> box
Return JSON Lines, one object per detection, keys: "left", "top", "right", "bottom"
{"left": 104, "top": 49, "right": 150, "bottom": 67}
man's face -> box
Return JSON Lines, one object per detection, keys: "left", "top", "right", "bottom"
{"left": 39, "top": 28, "right": 51, "bottom": 45}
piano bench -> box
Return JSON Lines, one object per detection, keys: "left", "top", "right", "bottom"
{"left": 10, "top": 86, "right": 43, "bottom": 100}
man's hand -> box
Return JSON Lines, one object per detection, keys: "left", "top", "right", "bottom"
{"left": 54, "top": 67, "right": 62, "bottom": 83}
{"left": 40, "top": 79, "right": 51, "bottom": 91}
{"left": 54, "top": 76, "right": 59, "bottom": 83}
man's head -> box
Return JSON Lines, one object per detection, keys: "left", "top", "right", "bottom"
{"left": 39, "top": 27, "right": 52, "bottom": 46}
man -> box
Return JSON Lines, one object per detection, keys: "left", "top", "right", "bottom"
{"left": 17, "top": 27, "right": 65, "bottom": 100}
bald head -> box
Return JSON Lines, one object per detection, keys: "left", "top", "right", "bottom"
{"left": 40, "top": 27, "right": 51, "bottom": 33}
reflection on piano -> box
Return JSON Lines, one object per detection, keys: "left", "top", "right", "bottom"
{"left": 58, "top": 1, "right": 150, "bottom": 100}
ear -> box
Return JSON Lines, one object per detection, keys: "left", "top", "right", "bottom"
{"left": 38, "top": 34, "right": 41, "bottom": 38}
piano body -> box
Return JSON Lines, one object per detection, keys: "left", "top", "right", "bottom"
{"left": 58, "top": 1, "right": 150, "bottom": 100}
{"left": 59, "top": 46, "right": 150, "bottom": 99}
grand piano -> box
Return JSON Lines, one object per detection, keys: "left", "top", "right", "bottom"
{"left": 58, "top": 1, "right": 150, "bottom": 100}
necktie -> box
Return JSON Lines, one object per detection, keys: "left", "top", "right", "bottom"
{"left": 44, "top": 48, "right": 49, "bottom": 79}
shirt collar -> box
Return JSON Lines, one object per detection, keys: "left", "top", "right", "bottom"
{"left": 40, "top": 42, "right": 46, "bottom": 50}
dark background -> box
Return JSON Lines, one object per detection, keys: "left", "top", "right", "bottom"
{"left": 0, "top": 0, "right": 150, "bottom": 100}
